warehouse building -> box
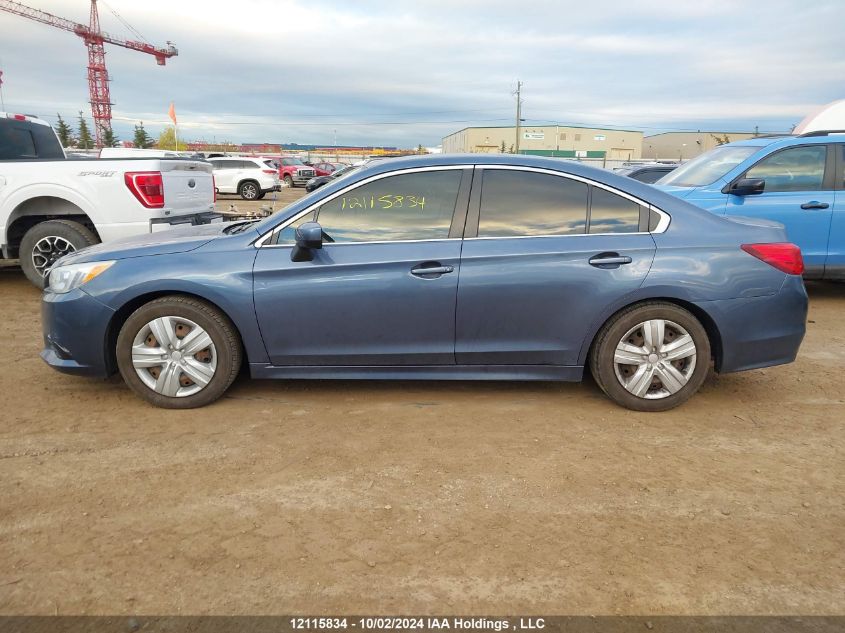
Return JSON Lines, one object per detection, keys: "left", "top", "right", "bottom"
{"left": 642, "top": 131, "right": 765, "bottom": 160}
{"left": 442, "top": 125, "right": 643, "bottom": 160}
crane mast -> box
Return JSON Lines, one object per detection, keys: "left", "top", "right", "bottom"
{"left": 0, "top": 0, "right": 178, "bottom": 147}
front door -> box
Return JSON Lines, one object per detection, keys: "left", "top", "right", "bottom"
{"left": 725, "top": 144, "right": 834, "bottom": 277}
{"left": 253, "top": 167, "right": 471, "bottom": 366}
{"left": 456, "top": 167, "right": 656, "bottom": 366}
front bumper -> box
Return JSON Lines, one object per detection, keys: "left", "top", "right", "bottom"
{"left": 41, "top": 288, "right": 115, "bottom": 377}
{"left": 697, "top": 275, "right": 808, "bottom": 374}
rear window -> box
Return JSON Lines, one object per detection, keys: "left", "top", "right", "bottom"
{"left": 0, "top": 119, "right": 64, "bottom": 160}
{"left": 658, "top": 145, "right": 759, "bottom": 187}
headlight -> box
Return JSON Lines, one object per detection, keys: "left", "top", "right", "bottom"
{"left": 48, "top": 260, "right": 115, "bottom": 294}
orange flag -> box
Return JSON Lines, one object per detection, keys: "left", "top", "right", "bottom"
{"left": 168, "top": 102, "right": 177, "bottom": 125}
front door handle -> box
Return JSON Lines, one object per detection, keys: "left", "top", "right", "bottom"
{"left": 410, "top": 263, "right": 454, "bottom": 278}
{"left": 589, "top": 253, "right": 633, "bottom": 267}
{"left": 800, "top": 201, "right": 829, "bottom": 210}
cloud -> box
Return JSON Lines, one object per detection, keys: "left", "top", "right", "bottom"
{"left": 0, "top": 0, "right": 842, "bottom": 146}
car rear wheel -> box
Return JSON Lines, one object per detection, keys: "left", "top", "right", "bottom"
{"left": 116, "top": 296, "right": 241, "bottom": 408}
{"left": 238, "top": 180, "right": 260, "bottom": 200}
{"left": 590, "top": 302, "right": 710, "bottom": 412}
{"left": 20, "top": 219, "right": 98, "bottom": 288}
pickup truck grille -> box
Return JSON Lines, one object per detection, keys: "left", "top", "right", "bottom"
{"left": 298, "top": 169, "right": 315, "bottom": 178}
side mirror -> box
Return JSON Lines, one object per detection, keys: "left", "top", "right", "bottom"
{"left": 291, "top": 221, "right": 323, "bottom": 262}
{"left": 726, "top": 178, "right": 765, "bottom": 196}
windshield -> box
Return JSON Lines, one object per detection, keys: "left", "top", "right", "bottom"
{"left": 658, "top": 145, "right": 760, "bottom": 187}
{"left": 282, "top": 157, "right": 305, "bottom": 166}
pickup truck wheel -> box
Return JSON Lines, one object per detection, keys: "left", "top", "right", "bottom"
{"left": 116, "top": 296, "right": 242, "bottom": 409}
{"left": 20, "top": 219, "right": 98, "bottom": 288}
{"left": 283, "top": 174, "right": 293, "bottom": 188}
{"left": 238, "top": 180, "right": 260, "bottom": 200}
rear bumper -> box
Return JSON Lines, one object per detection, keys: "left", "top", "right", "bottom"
{"left": 696, "top": 275, "right": 808, "bottom": 374}
{"left": 150, "top": 211, "right": 223, "bottom": 232}
{"left": 41, "top": 288, "right": 114, "bottom": 377}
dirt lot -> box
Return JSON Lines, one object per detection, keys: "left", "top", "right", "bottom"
{"left": 0, "top": 193, "right": 843, "bottom": 614}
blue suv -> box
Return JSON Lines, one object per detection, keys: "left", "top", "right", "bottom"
{"left": 657, "top": 131, "right": 845, "bottom": 280}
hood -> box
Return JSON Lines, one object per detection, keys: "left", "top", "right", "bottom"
{"left": 58, "top": 222, "right": 227, "bottom": 265}
{"left": 654, "top": 184, "right": 697, "bottom": 199}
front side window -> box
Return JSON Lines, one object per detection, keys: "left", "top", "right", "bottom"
{"left": 589, "top": 187, "right": 642, "bottom": 234}
{"left": 744, "top": 145, "right": 827, "bottom": 192}
{"left": 478, "top": 170, "right": 588, "bottom": 237}
{"left": 312, "top": 169, "right": 463, "bottom": 243}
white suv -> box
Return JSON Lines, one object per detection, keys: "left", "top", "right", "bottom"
{"left": 208, "top": 156, "right": 281, "bottom": 200}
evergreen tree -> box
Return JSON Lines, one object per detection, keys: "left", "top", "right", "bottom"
{"left": 76, "top": 112, "right": 94, "bottom": 150}
{"left": 55, "top": 114, "right": 73, "bottom": 148}
{"left": 133, "top": 122, "right": 153, "bottom": 149}
{"left": 102, "top": 128, "right": 118, "bottom": 148}
{"left": 500, "top": 140, "right": 507, "bottom": 153}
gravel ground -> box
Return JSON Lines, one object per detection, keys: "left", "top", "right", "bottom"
{"left": 0, "top": 189, "right": 842, "bottom": 614}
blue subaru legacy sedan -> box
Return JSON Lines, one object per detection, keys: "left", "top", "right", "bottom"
{"left": 41, "top": 154, "right": 808, "bottom": 411}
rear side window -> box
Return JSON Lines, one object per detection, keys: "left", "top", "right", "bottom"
{"left": 478, "top": 170, "right": 587, "bottom": 237}
{"left": 589, "top": 187, "right": 642, "bottom": 234}
{"left": 314, "top": 169, "right": 463, "bottom": 243}
{"left": 0, "top": 124, "right": 36, "bottom": 159}
{"left": 745, "top": 145, "right": 827, "bottom": 192}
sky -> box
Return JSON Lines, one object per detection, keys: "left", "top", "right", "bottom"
{"left": 0, "top": 0, "right": 843, "bottom": 148}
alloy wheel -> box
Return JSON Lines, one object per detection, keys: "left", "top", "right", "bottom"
{"left": 131, "top": 316, "right": 217, "bottom": 397}
{"left": 32, "top": 236, "right": 76, "bottom": 278}
{"left": 613, "top": 319, "right": 697, "bottom": 399}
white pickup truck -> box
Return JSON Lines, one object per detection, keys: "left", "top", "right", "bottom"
{"left": 0, "top": 112, "right": 218, "bottom": 286}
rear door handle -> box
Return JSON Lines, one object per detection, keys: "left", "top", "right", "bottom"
{"left": 800, "top": 201, "right": 829, "bottom": 210}
{"left": 589, "top": 254, "right": 633, "bottom": 267}
{"left": 410, "top": 264, "right": 454, "bottom": 277}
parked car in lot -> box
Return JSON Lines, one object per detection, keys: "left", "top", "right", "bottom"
{"left": 41, "top": 154, "right": 807, "bottom": 411}
{"left": 0, "top": 112, "right": 217, "bottom": 287}
{"left": 615, "top": 162, "right": 679, "bottom": 183}
{"left": 277, "top": 157, "right": 316, "bottom": 187}
{"left": 656, "top": 131, "right": 845, "bottom": 280}
{"left": 208, "top": 156, "right": 280, "bottom": 200}
{"left": 305, "top": 164, "right": 357, "bottom": 192}
{"left": 312, "top": 161, "right": 348, "bottom": 177}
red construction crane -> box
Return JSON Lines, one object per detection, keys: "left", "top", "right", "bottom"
{"left": 0, "top": 0, "right": 177, "bottom": 147}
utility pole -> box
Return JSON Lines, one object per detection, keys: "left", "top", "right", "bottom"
{"left": 514, "top": 80, "right": 523, "bottom": 154}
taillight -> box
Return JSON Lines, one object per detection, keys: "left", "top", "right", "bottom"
{"left": 262, "top": 169, "right": 277, "bottom": 175}
{"left": 741, "top": 243, "right": 804, "bottom": 275}
{"left": 124, "top": 171, "right": 164, "bottom": 208}
{"left": 212, "top": 174, "right": 217, "bottom": 203}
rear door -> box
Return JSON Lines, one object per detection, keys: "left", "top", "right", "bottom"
{"left": 209, "top": 159, "right": 238, "bottom": 192}
{"left": 456, "top": 166, "right": 656, "bottom": 366}
{"left": 253, "top": 166, "right": 471, "bottom": 366}
{"left": 725, "top": 144, "right": 834, "bottom": 277}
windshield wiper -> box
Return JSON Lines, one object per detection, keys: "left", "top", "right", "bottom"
{"left": 222, "top": 220, "right": 259, "bottom": 235}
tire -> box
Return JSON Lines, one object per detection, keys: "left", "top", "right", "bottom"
{"left": 589, "top": 302, "right": 711, "bottom": 412}
{"left": 20, "top": 219, "right": 98, "bottom": 288}
{"left": 116, "top": 295, "right": 242, "bottom": 409}
{"left": 283, "top": 174, "right": 293, "bottom": 188}
{"left": 238, "top": 180, "right": 260, "bottom": 200}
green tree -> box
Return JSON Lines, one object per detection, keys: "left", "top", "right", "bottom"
{"left": 55, "top": 113, "right": 73, "bottom": 148}
{"left": 157, "top": 126, "right": 187, "bottom": 150}
{"left": 710, "top": 133, "right": 731, "bottom": 146}
{"left": 133, "top": 122, "right": 154, "bottom": 149}
{"left": 500, "top": 140, "right": 507, "bottom": 153}
{"left": 102, "top": 128, "right": 119, "bottom": 148}
{"left": 76, "top": 111, "right": 93, "bottom": 150}
{"left": 416, "top": 144, "right": 426, "bottom": 155}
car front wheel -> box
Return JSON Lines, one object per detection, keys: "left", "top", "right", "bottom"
{"left": 590, "top": 302, "right": 710, "bottom": 412}
{"left": 116, "top": 296, "right": 241, "bottom": 408}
